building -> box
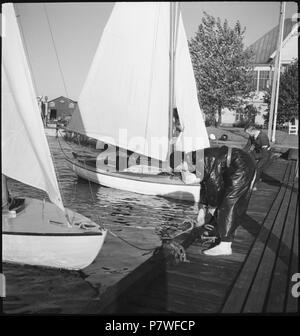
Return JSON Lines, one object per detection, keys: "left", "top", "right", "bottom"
{"left": 221, "top": 18, "right": 298, "bottom": 127}
{"left": 47, "top": 96, "right": 77, "bottom": 123}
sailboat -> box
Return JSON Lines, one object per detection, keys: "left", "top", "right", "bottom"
{"left": 2, "top": 3, "right": 107, "bottom": 270}
{"left": 66, "top": 2, "right": 210, "bottom": 203}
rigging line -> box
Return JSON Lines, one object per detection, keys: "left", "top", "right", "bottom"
{"left": 57, "top": 131, "right": 74, "bottom": 160}
{"left": 14, "top": 5, "right": 39, "bottom": 96}
{"left": 56, "top": 132, "right": 85, "bottom": 225}
{"left": 48, "top": 135, "right": 68, "bottom": 212}
{"left": 57, "top": 130, "right": 104, "bottom": 230}
{"left": 77, "top": 135, "right": 105, "bottom": 230}
{"left": 43, "top": 3, "right": 69, "bottom": 98}
{"left": 142, "top": 3, "right": 161, "bottom": 162}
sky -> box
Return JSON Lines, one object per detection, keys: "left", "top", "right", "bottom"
{"left": 11, "top": 2, "right": 299, "bottom": 101}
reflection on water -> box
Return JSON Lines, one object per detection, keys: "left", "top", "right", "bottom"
{"left": 3, "top": 136, "right": 199, "bottom": 314}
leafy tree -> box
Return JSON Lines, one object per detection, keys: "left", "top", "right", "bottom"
{"left": 189, "top": 12, "right": 254, "bottom": 126}
{"left": 263, "top": 60, "right": 298, "bottom": 126}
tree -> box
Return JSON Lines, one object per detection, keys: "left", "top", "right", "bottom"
{"left": 189, "top": 12, "right": 254, "bottom": 126}
{"left": 264, "top": 60, "right": 298, "bottom": 126}
{"left": 236, "top": 104, "right": 258, "bottom": 127}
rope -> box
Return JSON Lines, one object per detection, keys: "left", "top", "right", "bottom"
{"left": 59, "top": 132, "right": 80, "bottom": 205}
{"left": 108, "top": 230, "right": 157, "bottom": 252}
{"left": 56, "top": 130, "right": 105, "bottom": 229}
{"left": 56, "top": 131, "right": 74, "bottom": 160}
{"left": 76, "top": 133, "right": 106, "bottom": 231}
{"left": 73, "top": 220, "right": 100, "bottom": 231}
{"left": 43, "top": 3, "right": 69, "bottom": 98}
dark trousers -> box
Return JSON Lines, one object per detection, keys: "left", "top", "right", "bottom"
{"left": 202, "top": 150, "right": 256, "bottom": 242}
{"left": 216, "top": 172, "right": 255, "bottom": 242}
{"left": 250, "top": 149, "right": 272, "bottom": 183}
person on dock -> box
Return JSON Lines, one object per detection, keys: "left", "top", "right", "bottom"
{"left": 55, "top": 121, "right": 60, "bottom": 138}
{"left": 243, "top": 124, "right": 271, "bottom": 191}
{"left": 170, "top": 146, "right": 256, "bottom": 256}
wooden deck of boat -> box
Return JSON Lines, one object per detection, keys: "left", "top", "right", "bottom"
{"left": 88, "top": 155, "right": 298, "bottom": 314}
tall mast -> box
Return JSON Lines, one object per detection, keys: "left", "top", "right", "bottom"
{"left": 268, "top": 2, "right": 286, "bottom": 142}
{"left": 168, "top": 2, "right": 179, "bottom": 160}
{"left": 2, "top": 175, "right": 9, "bottom": 209}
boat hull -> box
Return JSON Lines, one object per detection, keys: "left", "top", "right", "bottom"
{"left": 2, "top": 198, "right": 107, "bottom": 270}
{"left": 3, "top": 233, "right": 106, "bottom": 270}
{"left": 68, "top": 158, "right": 201, "bottom": 202}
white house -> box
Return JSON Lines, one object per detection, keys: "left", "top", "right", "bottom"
{"left": 221, "top": 18, "right": 298, "bottom": 127}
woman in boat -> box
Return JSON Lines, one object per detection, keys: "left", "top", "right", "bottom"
{"left": 243, "top": 123, "right": 271, "bottom": 191}
{"left": 170, "top": 145, "right": 256, "bottom": 256}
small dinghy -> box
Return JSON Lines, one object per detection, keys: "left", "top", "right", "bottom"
{"left": 2, "top": 3, "right": 107, "bottom": 270}
{"left": 66, "top": 2, "right": 209, "bottom": 203}
{"left": 3, "top": 197, "right": 106, "bottom": 270}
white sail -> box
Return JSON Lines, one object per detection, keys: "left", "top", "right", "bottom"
{"left": 68, "top": 2, "right": 170, "bottom": 160}
{"left": 68, "top": 2, "right": 209, "bottom": 161}
{"left": 174, "top": 11, "right": 210, "bottom": 151}
{"left": 1, "top": 3, "right": 64, "bottom": 211}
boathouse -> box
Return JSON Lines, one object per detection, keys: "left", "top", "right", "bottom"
{"left": 47, "top": 96, "right": 77, "bottom": 123}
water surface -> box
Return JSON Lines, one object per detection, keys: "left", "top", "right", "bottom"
{"left": 3, "top": 136, "right": 199, "bottom": 314}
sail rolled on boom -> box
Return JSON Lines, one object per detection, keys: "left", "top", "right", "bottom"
{"left": 68, "top": 2, "right": 209, "bottom": 161}
{"left": 1, "top": 3, "right": 64, "bottom": 211}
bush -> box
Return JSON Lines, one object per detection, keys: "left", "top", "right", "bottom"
{"left": 205, "top": 119, "right": 213, "bottom": 127}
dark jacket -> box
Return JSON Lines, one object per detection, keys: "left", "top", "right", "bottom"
{"left": 244, "top": 131, "right": 270, "bottom": 154}
{"left": 187, "top": 146, "right": 256, "bottom": 241}
{"left": 196, "top": 146, "right": 255, "bottom": 208}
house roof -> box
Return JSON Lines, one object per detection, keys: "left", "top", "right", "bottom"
{"left": 48, "top": 96, "right": 77, "bottom": 104}
{"left": 247, "top": 18, "right": 295, "bottom": 65}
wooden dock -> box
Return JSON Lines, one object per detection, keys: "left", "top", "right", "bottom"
{"left": 87, "top": 156, "right": 298, "bottom": 314}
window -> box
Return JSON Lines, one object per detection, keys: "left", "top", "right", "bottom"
{"left": 258, "top": 70, "right": 270, "bottom": 91}
{"left": 69, "top": 103, "right": 74, "bottom": 109}
{"left": 60, "top": 100, "right": 65, "bottom": 104}
{"left": 49, "top": 102, "right": 55, "bottom": 107}
{"left": 267, "top": 69, "right": 274, "bottom": 88}
{"left": 235, "top": 112, "right": 241, "bottom": 122}
{"left": 252, "top": 70, "right": 258, "bottom": 91}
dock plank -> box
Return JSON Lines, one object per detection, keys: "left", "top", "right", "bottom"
{"left": 88, "top": 158, "right": 294, "bottom": 314}
{"left": 222, "top": 161, "right": 291, "bottom": 313}
{"left": 243, "top": 162, "right": 294, "bottom": 312}
{"left": 265, "top": 177, "right": 298, "bottom": 312}
{"left": 285, "top": 202, "right": 299, "bottom": 313}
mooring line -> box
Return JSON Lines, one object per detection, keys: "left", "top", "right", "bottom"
{"left": 108, "top": 230, "right": 158, "bottom": 252}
